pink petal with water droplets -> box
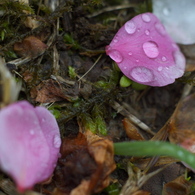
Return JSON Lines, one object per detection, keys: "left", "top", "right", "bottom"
{"left": 106, "top": 12, "right": 186, "bottom": 87}
{"left": 0, "top": 101, "right": 61, "bottom": 191}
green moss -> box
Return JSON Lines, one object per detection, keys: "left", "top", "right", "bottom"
{"left": 135, "top": 0, "right": 153, "bottom": 14}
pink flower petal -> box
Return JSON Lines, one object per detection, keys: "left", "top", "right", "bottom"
{"left": 106, "top": 12, "right": 186, "bottom": 87}
{"left": 0, "top": 101, "right": 61, "bottom": 191}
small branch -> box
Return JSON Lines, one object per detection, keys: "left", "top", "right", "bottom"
{"left": 87, "top": 4, "right": 136, "bottom": 18}
{"left": 111, "top": 101, "right": 155, "bottom": 135}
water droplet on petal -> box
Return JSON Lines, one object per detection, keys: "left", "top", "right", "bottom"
{"left": 136, "top": 59, "right": 139, "bottom": 63}
{"left": 155, "top": 23, "right": 166, "bottom": 36}
{"left": 30, "top": 130, "right": 35, "bottom": 135}
{"left": 143, "top": 41, "right": 159, "bottom": 58}
{"left": 142, "top": 13, "right": 151, "bottom": 22}
{"left": 130, "top": 67, "right": 154, "bottom": 83}
{"left": 41, "top": 118, "right": 45, "bottom": 122}
{"left": 108, "top": 49, "right": 123, "bottom": 63}
{"left": 137, "top": 28, "right": 140, "bottom": 32}
{"left": 145, "top": 29, "right": 150, "bottom": 36}
{"left": 128, "top": 52, "right": 132, "bottom": 56}
{"left": 53, "top": 134, "right": 61, "bottom": 148}
{"left": 125, "top": 21, "right": 136, "bottom": 34}
{"left": 158, "top": 66, "right": 163, "bottom": 71}
{"left": 162, "top": 56, "right": 167, "bottom": 61}
{"left": 113, "top": 39, "right": 118, "bottom": 43}
{"left": 173, "top": 50, "right": 186, "bottom": 70}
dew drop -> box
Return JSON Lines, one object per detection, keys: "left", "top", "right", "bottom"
{"left": 137, "top": 28, "right": 140, "bottom": 32}
{"left": 136, "top": 59, "right": 139, "bottom": 63}
{"left": 53, "top": 134, "right": 61, "bottom": 148}
{"left": 130, "top": 67, "right": 154, "bottom": 83}
{"left": 158, "top": 66, "right": 163, "bottom": 71}
{"left": 125, "top": 21, "right": 136, "bottom": 34}
{"left": 124, "top": 66, "right": 127, "bottom": 69}
{"left": 143, "top": 41, "right": 159, "bottom": 58}
{"left": 108, "top": 49, "right": 123, "bottom": 63}
{"left": 128, "top": 52, "right": 132, "bottom": 56}
{"left": 155, "top": 23, "right": 166, "bottom": 36}
{"left": 113, "top": 39, "right": 118, "bottom": 43}
{"left": 30, "top": 130, "right": 35, "bottom": 135}
{"left": 41, "top": 118, "right": 45, "bottom": 122}
{"left": 145, "top": 29, "right": 150, "bottom": 36}
{"left": 141, "top": 13, "right": 151, "bottom": 22}
{"left": 162, "top": 56, "right": 167, "bottom": 61}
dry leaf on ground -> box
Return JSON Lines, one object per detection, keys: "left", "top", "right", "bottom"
{"left": 54, "top": 131, "right": 116, "bottom": 195}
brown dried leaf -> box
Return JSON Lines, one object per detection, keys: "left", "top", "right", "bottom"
{"left": 14, "top": 36, "right": 47, "bottom": 58}
{"left": 54, "top": 131, "right": 116, "bottom": 195}
{"left": 162, "top": 175, "right": 193, "bottom": 195}
{"left": 166, "top": 93, "right": 195, "bottom": 153}
{"left": 131, "top": 191, "right": 151, "bottom": 195}
{"left": 84, "top": 130, "right": 116, "bottom": 193}
{"left": 30, "top": 79, "right": 79, "bottom": 103}
{"left": 123, "top": 118, "right": 145, "bottom": 140}
{"left": 131, "top": 156, "right": 178, "bottom": 170}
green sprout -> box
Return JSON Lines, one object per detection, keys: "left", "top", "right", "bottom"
{"left": 114, "top": 141, "right": 195, "bottom": 171}
{"left": 68, "top": 66, "right": 77, "bottom": 79}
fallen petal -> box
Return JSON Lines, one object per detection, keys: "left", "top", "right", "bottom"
{"left": 0, "top": 101, "right": 61, "bottom": 191}
{"left": 106, "top": 13, "right": 186, "bottom": 87}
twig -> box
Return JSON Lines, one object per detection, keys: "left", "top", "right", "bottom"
{"left": 111, "top": 101, "right": 155, "bottom": 135}
{"left": 87, "top": 4, "right": 136, "bottom": 18}
{"left": 78, "top": 54, "right": 102, "bottom": 81}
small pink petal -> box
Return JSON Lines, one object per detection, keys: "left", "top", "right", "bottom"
{"left": 106, "top": 12, "right": 186, "bottom": 87}
{"left": 0, "top": 101, "right": 61, "bottom": 191}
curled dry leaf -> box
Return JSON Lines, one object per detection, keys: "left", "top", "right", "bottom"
{"left": 123, "top": 118, "right": 145, "bottom": 140}
{"left": 14, "top": 36, "right": 47, "bottom": 58}
{"left": 54, "top": 131, "right": 116, "bottom": 195}
{"left": 131, "top": 191, "right": 151, "bottom": 195}
{"left": 17, "top": 0, "right": 40, "bottom": 29}
{"left": 162, "top": 175, "right": 193, "bottom": 195}
{"left": 30, "top": 79, "right": 79, "bottom": 103}
{"left": 166, "top": 93, "right": 195, "bottom": 153}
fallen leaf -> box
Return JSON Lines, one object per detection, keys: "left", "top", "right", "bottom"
{"left": 131, "top": 190, "right": 151, "bottom": 195}
{"left": 123, "top": 118, "right": 145, "bottom": 140}
{"left": 166, "top": 93, "right": 195, "bottom": 153}
{"left": 54, "top": 131, "right": 116, "bottom": 195}
{"left": 14, "top": 36, "right": 47, "bottom": 58}
{"left": 163, "top": 175, "right": 193, "bottom": 195}
{"left": 30, "top": 79, "right": 79, "bottom": 103}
